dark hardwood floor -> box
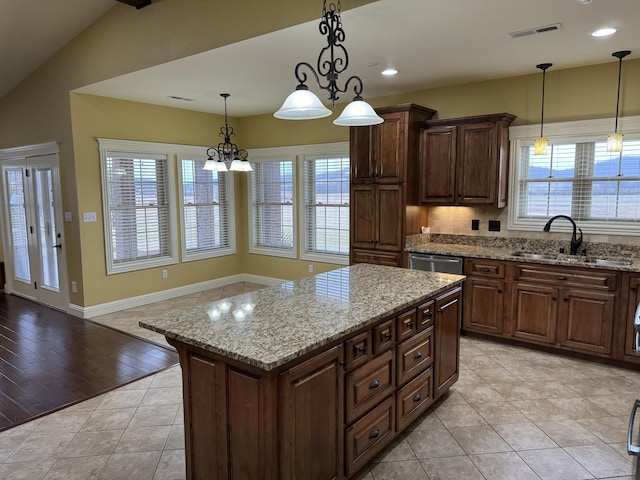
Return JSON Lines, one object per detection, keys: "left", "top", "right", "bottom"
{"left": 0, "top": 293, "right": 178, "bottom": 432}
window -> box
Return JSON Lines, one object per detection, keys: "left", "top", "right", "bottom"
{"left": 301, "top": 154, "right": 350, "bottom": 264}
{"left": 99, "top": 139, "right": 177, "bottom": 274}
{"left": 509, "top": 116, "right": 640, "bottom": 235}
{"left": 249, "top": 157, "right": 296, "bottom": 258}
{"left": 178, "top": 156, "right": 235, "bottom": 261}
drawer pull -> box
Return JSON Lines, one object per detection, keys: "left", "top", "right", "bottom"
{"left": 369, "top": 429, "right": 379, "bottom": 439}
{"left": 384, "top": 332, "right": 392, "bottom": 340}
{"left": 480, "top": 267, "right": 491, "bottom": 272}
{"left": 414, "top": 351, "right": 422, "bottom": 359}
{"left": 413, "top": 393, "right": 422, "bottom": 402}
{"left": 406, "top": 321, "right": 414, "bottom": 329}
{"left": 369, "top": 380, "right": 380, "bottom": 389}
{"left": 555, "top": 275, "right": 568, "bottom": 280}
{"left": 424, "top": 310, "right": 432, "bottom": 319}
{"left": 371, "top": 255, "right": 378, "bottom": 260}
{"left": 357, "top": 345, "right": 367, "bottom": 354}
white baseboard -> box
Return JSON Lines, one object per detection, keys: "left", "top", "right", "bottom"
{"left": 68, "top": 273, "right": 286, "bottom": 319}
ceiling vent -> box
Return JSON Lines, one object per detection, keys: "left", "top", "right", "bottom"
{"left": 116, "top": 0, "right": 152, "bottom": 9}
{"left": 508, "top": 23, "right": 564, "bottom": 39}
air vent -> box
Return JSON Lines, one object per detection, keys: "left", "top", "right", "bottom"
{"left": 168, "top": 96, "right": 195, "bottom": 102}
{"left": 509, "top": 23, "right": 564, "bottom": 39}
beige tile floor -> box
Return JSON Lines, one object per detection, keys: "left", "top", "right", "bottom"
{"left": 1, "top": 282, "right": 640, "bottom": 479}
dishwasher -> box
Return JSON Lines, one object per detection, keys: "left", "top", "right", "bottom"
{"left": 408, "top": 253, "right": 464, "bottom": 274}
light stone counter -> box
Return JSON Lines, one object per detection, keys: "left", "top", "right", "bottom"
{"left": 140, "top": 263, "right": 464, "bottom": 371}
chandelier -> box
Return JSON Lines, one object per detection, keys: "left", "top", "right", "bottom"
{"left": 607, "top": 50, "right": 631, "bottom": 153}
{"left": 204, "top": 93, "right": 252, "bottom": 172}
{"left": 533, "top": 63, "right": 552, "bottom": 156}
{"left": 274, "top": 0, "right": 383, "bottom": 126}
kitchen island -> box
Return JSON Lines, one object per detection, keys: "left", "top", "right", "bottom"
{"left": 141, "top": 263, "right": 465, "bottom": 480}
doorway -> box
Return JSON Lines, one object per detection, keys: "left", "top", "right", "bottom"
{"left": 0, "top": 142, "right": 69, "bottom": 312}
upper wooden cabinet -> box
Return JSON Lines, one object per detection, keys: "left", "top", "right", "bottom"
{"left": 419, "top": 113, "right": 515, "bottom": 207}
{"left": 350, "top": 104, "right": 436, "bottom": 267}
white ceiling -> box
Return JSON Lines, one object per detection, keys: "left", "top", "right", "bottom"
{"left": 3, "top": 0, "right": 640, "bottom": 117}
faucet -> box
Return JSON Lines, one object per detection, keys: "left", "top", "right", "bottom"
{"left": 543, "top": 215, "right": 583, "bottom": 255}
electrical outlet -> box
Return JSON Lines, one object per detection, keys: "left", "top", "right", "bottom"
{"left": 308, "top": 264, "right": 314, "bottom": 273}
{"left": 471, "top": 219, "right": 480, "bottom": 230}
{"left": 71, "top": 281, "right": 77, "bottom": 293}
{"left": 488, "top": 220, "right": 501, "bottom": 232}
{"left": 162, "top": 269, "right": 168, "bottom": 279}
{"left": 83, "top": 212, "right": 97, "bottom": 222}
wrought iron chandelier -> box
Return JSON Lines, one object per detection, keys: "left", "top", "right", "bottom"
{"left": 274, "top": 0, "right": 383, "bottom": 126}
{"left": 607, "top": 50, "right": 631, "bottom": 153}
{"left": 533, "top": 63, "right": 552, "bottom": 156}
{"left": 204, "top": 93, "right": 252, "bottom": 172}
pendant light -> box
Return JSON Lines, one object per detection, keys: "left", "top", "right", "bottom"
{"left": 607, "top": 50, "right": 631, "bottom": 153}
{"left": 203, "top": 93, "right": 252, "bottom": 172}
{"left": 534, "top": 63, "right": 552, "bottom": 155}
{"left": 274, "top": 0, "right": 383, "bottom": 126}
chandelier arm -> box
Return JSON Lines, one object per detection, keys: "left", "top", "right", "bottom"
{"left": 341, "top": 75, "right": 364, "bottom": 98}
{"left": 294, "top": 61, "right": 322, "bottom": 88}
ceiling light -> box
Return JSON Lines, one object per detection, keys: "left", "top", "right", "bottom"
{"left": 274, "top": 0, "right": 383, "bottom": 126}
{"left": 607, "top": 50, "right": 631, "bottom": 152}
{"left": 534, "top": 63, "right": 552, "bottom": 156}
{"left": 591, "top": 27, "right": 618, "bottom": 37}
{"left": 381, "top": 68, "right": 398, "bottom": 76}
{"left": 203, "top": 94, "right": 252, "bottom": 172}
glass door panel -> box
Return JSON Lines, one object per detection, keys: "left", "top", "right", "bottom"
{"left": 34, "top": 167, "right": 59, "bottom": 291}
{"left": 5, "top": 168, "right": 30, "bottom": 283}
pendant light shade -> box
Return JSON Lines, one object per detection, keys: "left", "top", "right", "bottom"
{"left": 274, "top": 0, "right": 383, "bottom": 127}
{"left": 205, "top": 93, "right": 252, "bottom": 172}
{"left": 333, "top": 96, "right": 384, "bottom": 126}
{"left": 534, "top": 63, "right": 552, "bottom": 156}
{"left": 607, "top": 50, "right": 631, "bottom": 153}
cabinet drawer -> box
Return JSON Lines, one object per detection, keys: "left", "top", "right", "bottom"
{"left": 373, "top": 319, "right": 395, "bottom": 355}
{"left": 345, "top": 331, "right": 371, "bottom": 370}
{"left": 351, "top": 249, "right": 402, "bottom": 267}
{"left": 397, "top": 308, "right": 419, "bottom": 342}
{"left": 515, "top": 265, "right": 617, "bottom": 291}
{"left": 345, "top": 396, "right": 395, "bottom": 477}
{"left": 417, "top": 300, "right": 434, "bottom": 331}
{"left": 345, "top": 350, "right": 394, "bottom": 424}
{"left": 397, "top": 327, "right": 434, "bottom": 386}
{"left": 465, "top": 258, "right": 505, "bottom": 278}
{"left": 397, "top": 367, "right": 433, "bottom": 431}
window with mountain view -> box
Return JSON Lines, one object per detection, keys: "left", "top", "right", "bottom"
{"left": 302, "top": 154, "right": 350, "bottom": 263}
{"left": 513, "top": 136, "right": 640, "bottom": 233}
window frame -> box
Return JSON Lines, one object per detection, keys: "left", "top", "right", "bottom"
{"left": 99, "top": 138, "right": 180, "bottom": 275}
{"left": 508, "top": 115, "right": 640, "bottom": 235}
{"left": 299, "top": 148, "right": 350, "bottom": 265}
{"left": 177, "top": 154, "right": 236, "bottom": 262}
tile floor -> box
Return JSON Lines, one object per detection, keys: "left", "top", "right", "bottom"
{"left": 1, "top": 282, "right": 639, "bottom": 479}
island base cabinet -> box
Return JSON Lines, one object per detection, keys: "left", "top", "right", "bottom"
{"left": 280, "top": 345, "right": 344, "bottom": 480}
{"left": 434, "top": 288, "right": 462, "bottom": 399}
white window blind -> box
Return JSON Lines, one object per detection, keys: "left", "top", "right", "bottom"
{"left": 249, "top": 157, "right": 296, "bottom": 258}
{"left": 511, "top": 130, "right": 640, "bottom": 234}
{"left": 179, "top": 156, "right": 235, "bottom": 260}
{"left": 302, "top": 154, "right": 350, "bottom": 263}
{"left": 102, "top": 150, "right": 177, "bottom": 273}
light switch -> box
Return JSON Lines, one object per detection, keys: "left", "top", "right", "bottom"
{"left": 83, "top": 212, "right": 97, "bottom": 222}
{"left": 64, "top": 211, "right": 72, "bottom": 222}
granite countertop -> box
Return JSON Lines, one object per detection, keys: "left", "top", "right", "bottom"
{"left": 140, "top": 264, "right": 465, "bottom": 372}
{"left": 407, "top": 238, "right": 640, "bottom": 273}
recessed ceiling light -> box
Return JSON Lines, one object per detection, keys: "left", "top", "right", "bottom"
{"left": 381, "top": 68, "right": 398, "bottom": 76}
{"left": 591, "top": 27, "right": 618, "bottom": 37}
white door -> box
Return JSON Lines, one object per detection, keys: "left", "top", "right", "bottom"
{"left": 0, "top": 143, "right": 68, "bottom": 311}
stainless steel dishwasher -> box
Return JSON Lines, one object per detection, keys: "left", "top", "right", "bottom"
{"left": 408, "top": 253, "right": 464, "bottom": 274}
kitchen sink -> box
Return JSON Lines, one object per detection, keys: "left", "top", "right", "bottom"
{"left": 584, "top": 258, "right": 633, "bottom": 266}
{"left": 511, "top": 252, "right": 557, "bottom": 260}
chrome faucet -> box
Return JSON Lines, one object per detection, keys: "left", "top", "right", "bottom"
{"left": 543, "top": 215, "right": 583, "bottom": 255}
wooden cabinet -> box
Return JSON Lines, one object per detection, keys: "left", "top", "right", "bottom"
{"left": 623, "top": 275, "right": 640, "bottom": 361}
{"left": 511, "top": 282, "right": 558, "bottom": 344}
{"left": 463, "top": 258, "right": 505, "bottom": 335}
{"left": 420, "top": 113, "right": 515, "bottom": 207}
{"left": 350, "top": 104, "right": 436, "bottom": 267}
{"left": 434, "top": 287, "right": 462, "bottom": 399}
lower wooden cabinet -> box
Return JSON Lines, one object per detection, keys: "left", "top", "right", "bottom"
{"left": 464, "top": 276, "right": 504, "bottom": 334}
{"left": 624, "top": 276, "right": 640, "bottom": 360}
{"left": 511, "top": 282, "right": 558, "bottom": 345}
{"left": 434, "top": 288, "right": 462, "bottom": 399}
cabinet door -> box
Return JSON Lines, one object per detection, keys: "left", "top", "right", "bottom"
{"left": 558, "top": 288, "right": 615, "bottom": 356}
{"left": 463, "top": 277, "right": 504, "bottom": 334}
{"left": 280, "top": 345, "right": 344, "bottom": 480}
{"left": 350, "top": 126, "right": 374, "bottom": 183}
{"left": 375, "top": 112, "right": 405, "bottom": 184}
{"left": 456, "top": 122, "right": 497, "bottom": 204}
{"left": 434, "top": 288, "right": 461, "bottom": 399}
{"left": 511, "top": 283, "right": 558, "bottom": 344}
{"left": 376, "top": 185, "right": 403, "bottom": 251}
{"left": 351, "top": 185, "right": 376, "bottom": 249}
{"left": 625, "top": 277, "right": 640, "bottom": 357}
{"left": 420, "top": 126, "right": 456, "bottom": 204}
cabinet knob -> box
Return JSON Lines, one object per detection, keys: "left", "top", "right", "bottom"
{"left": 414, "top": 351, "right": 422, "bottom": 359}
{"left": 407, "top": 321, "right": 414, "bottom": 329}
{"left": 480, "top": 267, "right": 491, "bottom": 272}
{"left": 369, "top": 429, "right": 380, "bottom": 439}
{"left": 384, "top": 332, "right": 392, "bottom": 341}
{"left": 369, "top": 379, "right": 380, "bottom": 389}
{"left": 424, "top": 310, "right": 432, "bottom": 319}
{"left": 555, "top": 276, "right": 568, "bottom": 281}
{"left": 413, "top": 393, "right": 422, "bottom": 402}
